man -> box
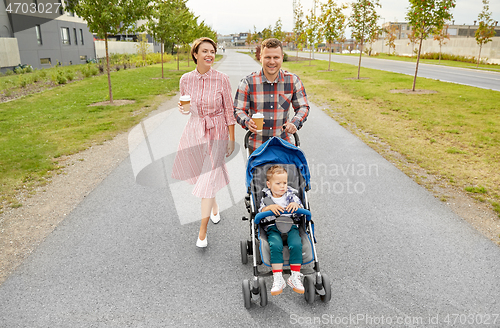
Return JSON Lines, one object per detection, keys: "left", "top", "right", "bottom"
{"left": 234, "top": 38, "right": 310, "bottom": 152}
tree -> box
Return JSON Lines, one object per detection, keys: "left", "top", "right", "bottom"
{"left": 475, "top": 0, "right": 496, "bottom": 68}
{"left": 406, "top": 0, "right": 455, "bottom": 91}
{"left": 261, "top": 25, "right": 273, "bottom": 40}
{"left": 319, "top": 0, "right": 347, "bottom": 71}
{"left": 136, "top": 33, "right": 151, "bottom": 61}
{"left": 146, "top": 0, "right": 172, "bottom": 78}
{"left": 274, "top": 18, "right": 285, "bottom": 42}
{"left": 293, "top": 1, "right": 307, "bottom": 61}
{"left": 305, "top": 5, "right": 321, "bottom": 65}
{"left": 433, "top": 25, "right": 450, "bottom": 63}
{"left": 407, "top": 29, "right": 419, "bottom": 58}
{"left": 385, "top": 25, "right": 398, "bottom": 55}
{"left": 348, "top": 0, "right": 381, "bottom": 79}
{"left": 65, "top": 0, "right": 151, "bottom": 103}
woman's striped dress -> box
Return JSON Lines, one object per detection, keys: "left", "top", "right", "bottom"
{"left": 171, "top": 68, "right": 236, "bottom": 198}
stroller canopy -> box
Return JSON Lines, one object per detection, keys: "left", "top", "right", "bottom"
{"left": 246, "top": 137, "right": 311, "bottom": 190}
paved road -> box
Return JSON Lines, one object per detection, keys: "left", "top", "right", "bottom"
{"left": 296, "top": 51, "right": 500, "bottom": 91}
{"left": 1, "top": 50, "right": 500, "bottom": 327}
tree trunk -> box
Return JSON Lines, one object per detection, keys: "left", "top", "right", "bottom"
{"left": 412, "top": 36, "right": 423, "bottom": 92}
{"left": 477, "top": 44, "right": 482, "bottom": 68}
{"left": 161, "top": 42, "right": 164, "bottom": 79}
{"left": 177, "top": 45, "right": 180, "bottom": 71}
{"left": 439, "top": 44, "right": 442, "bottom": 64}
{"left": 105, "top": 34, "right": 113, "bottom": 103}
{"left": 328, "top": 45, "right": 332, "bottom": 71}
{"left": 296, "top": 43, "right": 299, "bottom": 62}
{"left": 357, "top": 37, "right": 363, "bottom": 79}
{"left": 309, "top": 47, "right": 312, "bottom": 66}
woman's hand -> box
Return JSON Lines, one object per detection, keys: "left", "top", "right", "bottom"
{"left": 226, "top": 140, "right": 235, "bottom": 157}
{"left": 178, "top": 102, "right": 190, "bottom": 115}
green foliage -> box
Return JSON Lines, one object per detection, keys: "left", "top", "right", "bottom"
{"left": 465, "top": 186, "right": 488, "bottom": 194}
{"left": 475, "top": 0, "right": 496, "bottom": 67}
{"left": 348, "top": 0, "right": 381, "bottom": 44}
{"left": 274, "top": 18, "right": 285, "bottom": 42}
{"left": 5, "top": 70, "right": 14, "bottom": 76}
{"left": 283, "top": 52, "right": 288, "bottom": 62}
{"left": 293, "top": 1, "right": 307, "bottom": 51}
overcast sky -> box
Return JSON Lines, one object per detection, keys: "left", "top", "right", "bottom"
{"left": 186, "top": 0, "right": 500, "bottom": 36}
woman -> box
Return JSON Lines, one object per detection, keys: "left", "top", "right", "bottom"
{"left": 171, "top": 37, "right": 236, "bottom": 248}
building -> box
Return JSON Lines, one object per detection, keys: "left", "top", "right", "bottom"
{"left": 0, "top": 0, "right": 95, "bottom": 72}
{"left": 381, "top": 21, "right": 500, "bottom": 40}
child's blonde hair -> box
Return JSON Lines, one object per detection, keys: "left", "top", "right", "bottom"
{"left": 266, "top": 165, "right": 287, "bottom": 181}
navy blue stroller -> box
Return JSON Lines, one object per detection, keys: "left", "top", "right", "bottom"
{"left": 240, "top": 132, "right": 331, "bottom": 308}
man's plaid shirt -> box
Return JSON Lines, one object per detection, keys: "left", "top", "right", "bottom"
{"left": 233, "top": 69, "right": 310, "bottom": 150}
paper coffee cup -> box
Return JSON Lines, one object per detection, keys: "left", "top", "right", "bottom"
{"left": 252, "top": 113, "right": 264, "bottom": 132}
{"left": 180, "top": 95, "right": 191, "bottom": 113}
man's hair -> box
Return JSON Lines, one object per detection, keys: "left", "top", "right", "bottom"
{"left": 261, "top": 38, "right": 283, "bottom": 53}
{"left": 266, "top": 165, "right": 287, "bottom": 181}
{"left": 191, "top": 37, "right": 217, "bottom": 64}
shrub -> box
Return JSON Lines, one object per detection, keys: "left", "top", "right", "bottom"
{"left": 65, "top": 71, "right": 75, "bottom": 81}
{"left": 5, "top": 70, "right": 14, "bottom": 76}
{"left": 283, "top": 52, "right": 288, "bottom": 62}
{"left": 18, "top": 75, "right": 30, "bottom": 87}
{"left": 14, "top": 67, "right": 24, "bottom": 74}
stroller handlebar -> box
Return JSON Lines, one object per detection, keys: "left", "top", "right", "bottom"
{"left": 254, "top": 208, "right": 311, "bottom": 224}
{"left": 244, "top": 131, "right": 300, "bottom": 149}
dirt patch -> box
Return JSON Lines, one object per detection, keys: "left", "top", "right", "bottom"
{"left": 88, "top": 99, "right": 136, "bottom": 107}
{"left": 390, "top": 89, "right": 438, "bottom": 94}
{"left": 287, "top": 56, "right": 312, "bottom": 62}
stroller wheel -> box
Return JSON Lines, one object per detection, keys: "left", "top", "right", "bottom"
{"left": 240, "top": 240, "right": 248, "bottom": 264}
{"left": 242, "top": 279, "right": 252, "bottom": 309}
{"left": 258, "top": 277, "right": 268, "bottom": 307}
{"left": 303, "top": 275, "right": 315, "bottom": 304}
{"left": 319, "top": 273, "right": 331, "bottom": 303}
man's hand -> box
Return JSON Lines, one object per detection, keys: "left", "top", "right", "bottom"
{"left": 283, "top": 122, "right": 297, "bottom": 134}
{"left": 246, "top": 119, "right": 258, "bottom": 133}
{"left": 263, "top": 204, "right": 284, "bottom": 216}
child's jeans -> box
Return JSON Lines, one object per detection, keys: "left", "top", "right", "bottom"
{"left": 267, "top": 225, "right": 302, "bottom": 264}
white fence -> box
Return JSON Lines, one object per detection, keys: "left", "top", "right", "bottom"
{"left": 94, "top": 40, "right": 154, "bottom": 59}
{"left": 370, "top": 38, "right": 500, "bottom": 65}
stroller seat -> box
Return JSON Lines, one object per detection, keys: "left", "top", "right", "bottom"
{"left": 251, "top": 163, "right": 314, "bottom": 267}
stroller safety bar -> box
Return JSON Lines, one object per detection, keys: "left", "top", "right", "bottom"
{"left": 244, "top": 131, "right": 301, "bottom": 149}
{"left": 254, "top": 208, "right": 311, "bottom": 225}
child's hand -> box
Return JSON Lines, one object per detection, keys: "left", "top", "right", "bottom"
{"left": 285, "top": 202, "right": 300, "bottom": 213}
{"left": 263, "top": 204, "right": 284, "bottom": 216}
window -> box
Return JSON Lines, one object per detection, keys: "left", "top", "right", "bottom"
{"left": 35, "top": 25, "right": 42, "bottom": 45}
{"left": 74, "top": 28, "right": 77, "bottom": 45}
{"left": 80, "top": 29, "right": 84, "bottom": 45}
{"left": 61, "top": 27, "right": 70, "bottom": 45}
{"left": 80, "top": 55, "right": 87, "bottom": 61}
{"left": 40, "top": 58, "right": 51, "bottom": 65}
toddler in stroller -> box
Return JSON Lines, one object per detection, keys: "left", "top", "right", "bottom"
{"left": 240, "top": 133, "right": 331, "bottom": 308}
{"left": 259, "top": 164, "right": 304, "bottom": 295}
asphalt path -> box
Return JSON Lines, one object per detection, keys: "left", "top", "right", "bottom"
{"left": 295, "top": 51, "right": 500, "bottom": 92}
{"left": 1, "top": 50, "right": 500, "bottom": 327}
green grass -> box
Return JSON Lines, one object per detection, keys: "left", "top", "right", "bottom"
{"left": 0, "top": 61, "right": 191, "bottom": 207}
{"left": 282, "top": 59, "right": 500, "bottom": 216}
